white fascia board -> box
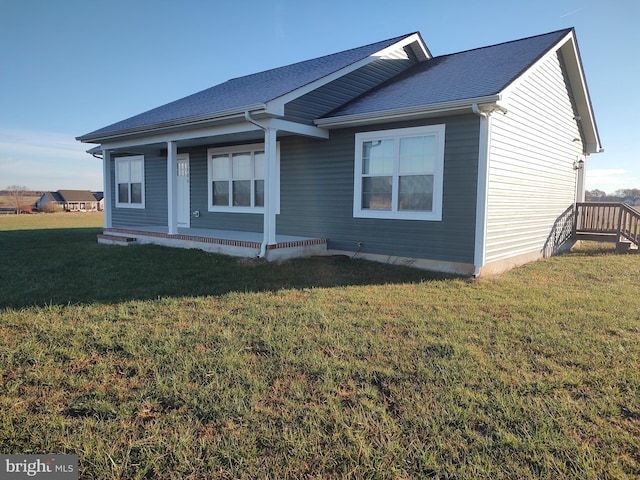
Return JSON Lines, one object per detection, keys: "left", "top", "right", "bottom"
{"left": 559, "top": 35, "right": 601, "bottom": 153}
{"left": 374, "top": 32, "right": 431, "bottom": 61}
{"left": 99, "top": 120, "right": 265, "bottom": 151}
{"left": 268, "top": 118, "right": 329, "bottom": 139}
{"left": 98, "top": 117, "right": 329, "bottom": 151}
{"left": 500, "top": 30, "right": 601, "bottom": 153}
{"left": 315, "top": 95, "right": 502, "bottom": 128}
{"left": 266, "top": 33, "right": 430, "bottom": 114}
{"left": 77, "top": 103, "right": 266, "bottom": 144}
{"left": 266, "top": 56, "right": 381, "bottom": 114}
{"left": 499, "top": 31, "right": 575, "bottom": 101}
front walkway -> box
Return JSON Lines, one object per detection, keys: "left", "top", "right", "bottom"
{"left": 98, "top": 226, "right": 327, "bottom": 261}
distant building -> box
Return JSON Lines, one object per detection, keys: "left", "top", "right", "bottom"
{"left": 93, "top": 191, "right": 104, "bottom": 211}
{"left": 36, "top": 190, "right": 99, "bottom": 211}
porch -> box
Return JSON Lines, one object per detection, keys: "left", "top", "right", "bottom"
{"left": 574, "top": 202, "right": 640, "bottom": 253}
{"left": 97, "top": 226, "right": 327, "bottom": 261}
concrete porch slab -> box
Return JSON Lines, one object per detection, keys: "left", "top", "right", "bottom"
{"left": 99, "top": 226, "right": 327, "bottom": 261}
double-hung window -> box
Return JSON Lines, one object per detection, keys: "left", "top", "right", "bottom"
{"left": 207, "top": 143, "right": 279, "bottom": 213}
{"left": 115, "top": 155, "right": 145, "bottom": 208}
{"left": 354, "top": 125, "right": 445, "bottom": 221}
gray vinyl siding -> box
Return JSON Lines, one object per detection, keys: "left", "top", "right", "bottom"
{"left": 284, "top": 47, "right": 418, "bottom": 124}
{"left": 185, "top": 146, "right": 263, "bottom": 232}
{"left": 484, "top": 50, "right": 582, "bottom": 263}
{"left": 277, "top": 115, "right": 480, "bottom": 263}
{"left": 109, "top": 114, "right": 481, "bottom": 265}
{"left": 111, "top": 153, "right": 167, "bottom": 227}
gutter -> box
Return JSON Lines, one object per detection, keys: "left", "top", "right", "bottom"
{"left": 77, "top": 103, "right": 267, "bottom": 144}
{"left": 315, "top": 95, "right": 503, "bottom": 128}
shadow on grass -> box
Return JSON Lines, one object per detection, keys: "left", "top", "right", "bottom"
{"left": 567, "top": 241, "right": 618, "bottom": 256}
{"left": 0, "top": 228, "right": 455, "bottom": 309}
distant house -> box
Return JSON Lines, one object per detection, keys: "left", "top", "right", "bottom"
{"left": 35, "top": 191, "right": 64, "bottom": 210}
{"left": 36, "top": 190, "right": 99, "bottom": 212}
{"left": 77, "top": 28, "right": 601, "bottom": 276}
{"left": 93, "top": 191, "right": 105, "bottom": 211}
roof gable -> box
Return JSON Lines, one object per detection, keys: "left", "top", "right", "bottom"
{"left": 78, "top": 33, "right": 427, "bottom": 142}
{"left": 41, "top": 191, "right": 63, "bottom": 203}
{"left": 324, "top": 29, "right": 572, "bottom": 119}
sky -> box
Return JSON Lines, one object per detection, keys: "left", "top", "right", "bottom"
{"left": 0, "top": 0, "right": 638, "bottom": 194}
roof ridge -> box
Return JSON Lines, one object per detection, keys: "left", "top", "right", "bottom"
{"left": 436, "top": 27, "right": 573, "bottom": 58}
{"left": 225, "top": 32, "right": 417, "bottom": 83}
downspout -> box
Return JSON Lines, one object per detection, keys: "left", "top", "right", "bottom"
{"left": 244, "top": 111, "right": 270, "bottom": 258}
{"left": 472, "top": 103, "right": 491, "bottom": 277}
{"left": 244, "top": 111, "right": 266, "bottom": 132}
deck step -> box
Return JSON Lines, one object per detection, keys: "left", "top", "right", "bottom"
{"left": 97, "top": 233, "right": 137, "bottom": 246}
{"left": 617, "top": 241, "right": 639, "bottom": 254}
{"left": 574, "top": 232, "right": 619, "bottom": 243}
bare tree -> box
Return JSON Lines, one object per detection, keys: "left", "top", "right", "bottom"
{"left": 585, "top": 189, "right": 606, "bottom": 200}
{"left": 6, "top": 185, "right": 29, "bottom": 214}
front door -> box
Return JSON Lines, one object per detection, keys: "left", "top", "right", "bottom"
{"left": 177, "top": 154, "right": 190, "bottom": 228}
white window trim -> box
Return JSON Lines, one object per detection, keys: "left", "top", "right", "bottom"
{"left": 115, "top": 155, "right": 145, "bottom": 209}
{"left": 207, "top": 142, "right": 280, "bottom": 214}
{"left": 353, "top": 124, "right": 445, "bottom": 221}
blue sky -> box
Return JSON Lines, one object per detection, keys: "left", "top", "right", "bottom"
{"left": 0, "top": 0, "right": 638, "bottom": 193}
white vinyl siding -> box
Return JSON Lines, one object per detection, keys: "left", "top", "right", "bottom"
{"left": 484, "top": 51, "right": 583, "bottom": 263}
{"left": 115, "top": 155, "right": 145, "bottom": 209}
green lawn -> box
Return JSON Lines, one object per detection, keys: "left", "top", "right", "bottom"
{"left": 1, "top": 214, "right": 639, "bottom": 479}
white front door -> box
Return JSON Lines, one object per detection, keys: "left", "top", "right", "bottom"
{"left": 177, "top": 154, "right": 190, "bottom": 228}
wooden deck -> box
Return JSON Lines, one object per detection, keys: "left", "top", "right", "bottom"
{"left": 574, "top": 202, "right": 640, "bottom": 252}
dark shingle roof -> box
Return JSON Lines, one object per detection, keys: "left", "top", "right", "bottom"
{"left": 43, "top": 191, "right": 64, "bottom": 203}
{"left": 325, "top": 29, "right": 571, "bottom": 118}
{"left": 79, "top": 34, "right": 414, "bottom": 140}
{"left": 58, "top": 190, "right": 99, "bottom": 202}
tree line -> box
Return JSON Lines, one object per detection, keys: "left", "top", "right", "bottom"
{"left": 585, "top": 188, "right": 640, "bottom": 203}
{"left": 1, "top": 185, "right": 41, "bottom": 213}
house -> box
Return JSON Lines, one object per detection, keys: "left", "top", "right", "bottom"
{"left": 36, "top": 191, "right": 64, "bottom": 211}
{"left": 77, "top": 28, "right": 601, "bottom": 276}
{"left": 36, "top": 190, "right": 100, "bottom": 212}
{"left": 93, "top": 191, "right": 105, "bottom": 211}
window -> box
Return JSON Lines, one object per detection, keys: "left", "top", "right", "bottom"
{"left": 115, "top": 155, "right": 145, "bottom": 208}
{"left": 354, "top": 125, "right": 445, "bottom": 221}
{"left": 207, "top": 143, "right": 278, "bottom": 213}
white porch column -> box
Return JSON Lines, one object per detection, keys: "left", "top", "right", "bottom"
{"left": 102, "top": 149, "right": 112, "bottom": 229}
{"left": 263, "top": 127, "right": 278, "bottom": 248}
{"left": 167, "top": 141, "right": 178, "bottom": 235}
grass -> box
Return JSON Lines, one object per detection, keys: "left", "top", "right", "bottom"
{"left": 1, "top": 214, "right": 639, "bottom": 479}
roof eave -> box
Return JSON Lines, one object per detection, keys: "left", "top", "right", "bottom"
{"left": 76, "top": 103, "right": 267, "bottom": 144}
{"left": 559, "top": 32, "right": 602, "bottom": 154}
{"left": 499, "top": 29, "right": 601, "bottom": 155}
{"left": 315, "top": 95, "right": 502, "bottom": 128}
